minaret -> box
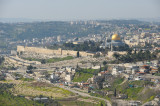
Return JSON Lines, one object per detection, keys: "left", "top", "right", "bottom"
{"left": 105, "top": 36, "right": 107, "bottom": 48}
{"left": 111, "top": 42, "right": 113, "bottom": 52}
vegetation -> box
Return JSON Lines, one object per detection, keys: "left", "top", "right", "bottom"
{"left": 91, "top": 77, "right": 159, "bottom": 104}
{"left": 129, "top": 80, "right": 154, "bottom": 87}
{"left": 11, "top": 81, "right": 74, "bottom": 98}
{"left": 46, "top": 56, "right": 74, "bottom": 63}
{"left": 59, "top": 100, "right": 97, "bottom": 106}
{"left": 137, "top": 89, "right": 160, "bottom": 103}
{"left": 122, "top": 87, "right": 144, "bottom": 100}
{"left": 112, "top": 45, "right": 130, "bottom": 51}
{"left": 158, "top": 66, "right": 160, "bottom": 73}
{"left": 63, "top": 41, "right": 104, "bottom": 52}
{"left": 113, "top": 49, "right": 158, "bottom": 63}
{"left": 13, "top": 73, "right": 34, "bottom": 81}
{"left": 90, "top": 93, "right": 111, "bottom": 103}
{"left": 103, "top": 61, "right": 107, "bottom": 66}
{"left": 0, "top": 83, "right": 43, "bottom": 106}
{"left": 73, "top": 68, "right": 100, "bottom": 82}
{"left": 104, "top": 76, "right": 124, "bottom": 90}
{"left": 0, "top": 56, "right": 5, "bottom": 69}
{"left": 114, "top": 80, "right": 157, "bottom": 101}
{"left": 0, "top": 56, "right": 4, "bottom": 65}
{"left": 58, "top": 96, "right": 105, "bottom": 106}
{"left": 114, "top": 77, "right": 124, "bottom": 85}
{"left": 0, "top": 20, "right": 150, "bottom": 40}
{"left": 23, "top": 56, "right": 74, "bottom": 63}
{"left": 27, "top": 65, "right": 36, "bottom": 70}
{"left": 0, "top": 21, "right": 104, "bottom": 40}
{"left": 77, "top": 51, "right": 80, "bottom": 57}
{"left": 155, "top": 73, "right": 160, "bottom": 76}
{"left": 98, "top": 77, "right": 158, "bottom": 103}
{"left": 73, "top": 72, "right": 93, "bottom": 82}
{"left": 21, "top": 78, "right": 34, "bottom": 82}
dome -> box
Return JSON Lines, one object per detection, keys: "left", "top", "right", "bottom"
{"left": 112, "top": 34, "right": 121, "bottom": 41}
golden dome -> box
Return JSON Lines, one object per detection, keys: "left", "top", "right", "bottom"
{"left": 112, "top": 34, "right": 121, "bottom": 40}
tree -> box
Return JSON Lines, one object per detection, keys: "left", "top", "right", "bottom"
{"left": 104, "top": 65, "right": 108, "bottom": 71}
{"left": 41, "top": 59, "right": 46, "bottom": 64}
{"left": 144, "top": 50, "right": 151, "bottom": 61}
{"left": 77, "top": 51, "right": 80, "bottom": 58}
{"left": 99, "top": 101, "right": 104, "bottom": 106}
{"left": 113, "top": 53, "right": 120, "bottom": 60}
{"left": 103, "top": 61, "right": 107, "bottom": 66}
{"left": 158, "top": 67, "right": 160, "bottom": 73}
{"left": 0, "top": 56, "right": 4, "bottom": 65}
{"left": 127, "top": 48, "right": 133, "bottom": 55}
{"left": 99, "top": 65, "right": 102, "bottom": 72}
{"left": 76, "top": 63, "right": 79, "bottom": 69}
{"left": 27, "top": 65, "right": 33, "bottom": 70}
{"left": 114, "top": 88, "right": 117, "bottom": 97}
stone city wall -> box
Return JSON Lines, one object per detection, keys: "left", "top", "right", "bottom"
{"left": 17, "top": 46, "right": 61, "bottom": 55}
{"left": 107, "top": 51, "right": 127, "bottom": 57}
{"left": 17, "top": 46, "right": 94, "bottom": 57}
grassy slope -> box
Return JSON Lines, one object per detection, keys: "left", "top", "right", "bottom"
{"left": 0, "top": 83, "right": 43, "bottom": 106}
{"left": 23, "top": 56, "right": 74, "bottom": 63}
{"left": 72, "top": 69, "right": 99, "bottom": 82}
{"left": 72, "top": 72, "right": 93, "bottom": 82}
{"left": 117, "top": 80, "right": 158, "bottom": 102}
{"left": 0, "top": 92, "right": 43, "bottom": 106}
{"left": 59, "top": 101, "right": 96, "bottom": 106}
{"left": 12, "top": 81, "right": 74, "bottom": 98}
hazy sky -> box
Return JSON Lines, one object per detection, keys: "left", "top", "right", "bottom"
{"left": 0, "top": 0, "right": 160, "bottom": 20}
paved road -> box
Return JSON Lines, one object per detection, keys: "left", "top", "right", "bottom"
{"left": 55, "top": 84, "right": 112, "bottom": 106}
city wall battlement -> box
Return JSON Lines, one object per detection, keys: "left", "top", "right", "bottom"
{"left": 17, "top": 46, "right": 94, "bottom": 57}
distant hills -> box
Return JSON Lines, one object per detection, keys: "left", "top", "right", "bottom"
{"left": 0, "top": 17, "right": 160, "bottom": 23}
{"left": 0, "top": 18, "right": 45, "bottom": 23}
{"left": 0, "top": 19, "right": 158, "bottom": 41}
{"left": 137, "top": 17, "right": 160, "bottom": 22}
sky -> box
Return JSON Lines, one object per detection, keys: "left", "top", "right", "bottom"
{"left": 0, "top": 0, "right": 160, "bottom": 21}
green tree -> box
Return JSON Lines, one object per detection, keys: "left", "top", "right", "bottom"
{"left": 77, "top": 51, "right": 80, "bottom": 57}
{"left": 113, "top": 53, "right": 120, "bottom": 60}
{"left": 0, "top": 56, "right": 4, "bottom": 65}
{"left": 27, "top": 65, "right": 33, "bottom": 70}
{"left": 158, "top": 67, "right": 160, "bottom": 73}
{"left": 114, "top": 88, "right": 117, "bottom": 97}
{"left": 99, "top": 65, "right": 102, "bottom": 72}
{"left": 127, "top": 48, "right": 133, "bottom": 55}
{"left": 41, "top": 59, "right": 46, "bottom": 64}
{"left": 103, "top": 61, "right": 107, "bottom": 66}
{"left": 144, "top": 50, "right": 151, "bottom": 61}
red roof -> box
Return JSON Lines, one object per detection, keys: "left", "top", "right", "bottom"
{"left": 100, "top": 72, "right": 105, "bottom": 74}
{"left": 155, "top": 47, "right": 160, "bottom": 50}
{"left": 105, "top": 71, "right": 109, "bottom": 73}
{"left": 151, "top": 68, "right": 158, "bottom": 70}
{"left": 142, "top": 65, "right": 149, "bottom": 67}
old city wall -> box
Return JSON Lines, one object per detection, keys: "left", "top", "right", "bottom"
{"left": 79, "top": 51, "right": 94, "bottom": 57}
{"left": 17, "top": 46, "right": 25, "bottom": 52}
{"left": 17, "top": 46, "right": 61, "bottom": 55}
{"left": 17, "top": 46, "right": 94, "bottom": 57}
{"left": 107, "top": 51, "right": 127, "bottom": 57}
{"left": 62, "top": 50, "right": 77, "bottom": 56}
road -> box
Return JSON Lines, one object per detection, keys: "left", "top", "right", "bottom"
{"left": 54, "top": 84, "right": 112, "bottom": 106}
